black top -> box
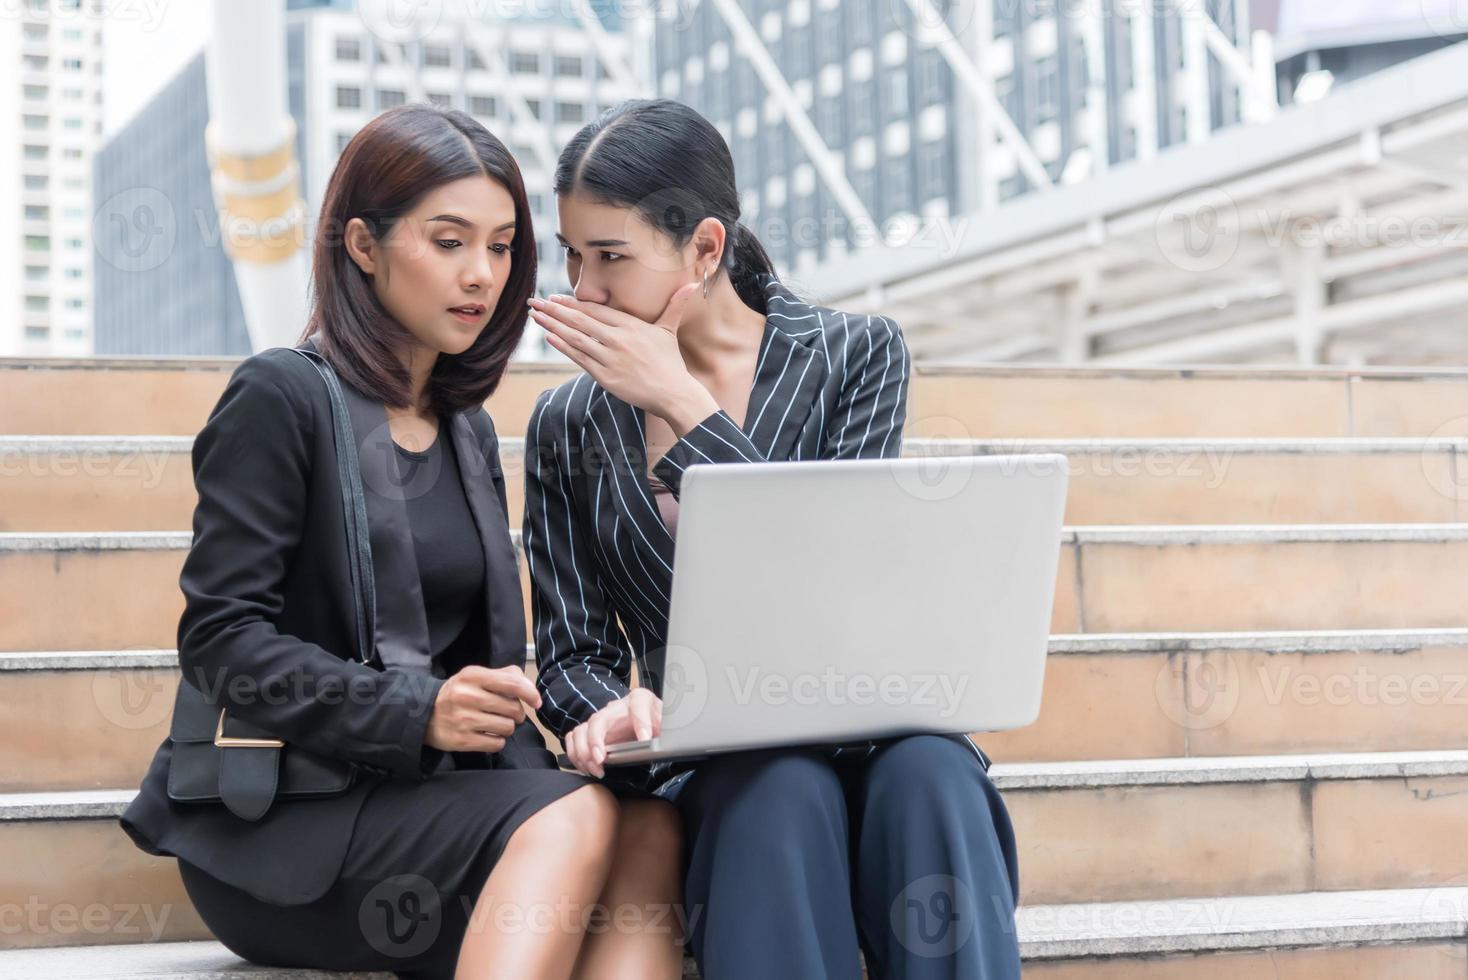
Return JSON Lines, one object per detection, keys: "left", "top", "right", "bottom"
{"left": 389, "top": 420, "right": 487, "bottom": 775}
{"left": 390, "top": 421, "right": 486, "bottom": 673}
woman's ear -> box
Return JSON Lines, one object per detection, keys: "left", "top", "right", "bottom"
{"left": 343, "top": 217, "right": 378, "bottom": 277}
{"left": 691, "top": 216, "right": 727, "bottom": 278}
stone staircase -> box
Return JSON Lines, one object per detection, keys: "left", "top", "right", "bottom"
{"left": 3, "top": 356, "right": 1468, "bottom": 977}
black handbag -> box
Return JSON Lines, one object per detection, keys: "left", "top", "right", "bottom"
{"left": 166, "top": 347, "right": 381, "bottom": 822}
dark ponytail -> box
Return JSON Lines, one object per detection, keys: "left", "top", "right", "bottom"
{"left": 727, "top": 221, "right": 777, "bottom": 313}
{"left": 554, "top": 98, "right": 780, "bottom": 314}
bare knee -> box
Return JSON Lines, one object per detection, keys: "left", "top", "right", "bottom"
{"left": 615, "top": 799, "right": 683, "bottom": 866}
{"left": 508, "top": 784, "right": 619, "bottom": 864}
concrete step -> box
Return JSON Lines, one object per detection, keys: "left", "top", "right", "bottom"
{"left": 6, "top": 525, "right": 1468, "bottom": 651}
{"left": 991, "top": 627, "right": 1468, "bottom": 763}
{"left": 908, "top": 362, "right": 1468, "bottom": 439}
{"left": 11, "top": 358, "right": 1468, "bottom": 438}
{"left": 0, "top": 531, "right": 531, "bottom": 653}
{"left": 2, "top": 885, "right": 1465, "bottom": 977}
{"left": 1019, "top": 886, "right": 1468, "bottom": 977}
{"left": 6, "top": 629, "right": 1468, "bottom": 792}
{"left": 5, "top": 750, "right": 1467, "bottom": 945}
{"left": 993, "top": 749, "right": 1468, "bottom": 904}
{"left": 0, "top": 358, "right": 575, "bottom": 438}
{"left": 12, "top": 435, "right": 1468, "bottom": 533}
{"left": 1055, "top": 523, "right": 1468, "bottom": 633}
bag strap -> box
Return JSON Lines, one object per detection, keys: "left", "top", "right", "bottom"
{"left": 288, "top": 347, "right": 377, "bottom": 668}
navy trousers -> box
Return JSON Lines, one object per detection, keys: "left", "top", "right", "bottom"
{"left": 657, "top": 735, "right": 1022, "bottom": 980}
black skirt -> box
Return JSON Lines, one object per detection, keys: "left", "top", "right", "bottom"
{"left": 178, "top": 764, "right": 592, "bottom": 980}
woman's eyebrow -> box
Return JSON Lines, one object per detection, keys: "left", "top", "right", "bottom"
{"left": 427, "top": 214, "right": 517, "bottom": 232}
{"left": 554, "top": 232, "right": 629, "bottom": 247}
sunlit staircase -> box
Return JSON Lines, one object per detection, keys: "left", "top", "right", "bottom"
{"left": 4, "top": 355, "right": 1468, "bottom": 977}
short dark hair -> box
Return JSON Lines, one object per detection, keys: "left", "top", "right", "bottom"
{"left": 300, "top": 103, "right": 537, "bottom": 415}
{"left": 554, "top": 98, "right": 777, "bottom": 315}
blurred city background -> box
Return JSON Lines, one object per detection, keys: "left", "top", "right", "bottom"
{"left": 11, "top": 4, "right": 1468, "bottom": 975}
{"left": 5, "top": 0, "right": 1468, "bottom": 365}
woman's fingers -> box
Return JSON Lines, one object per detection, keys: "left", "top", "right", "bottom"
{"left": 541, "top": 328, "right": 610, "bottom": 387}
{"left": 586, "top": 710, "right": 612, "bottom": 777}
{"left": 566, "top": 725, "right": 590, "bottom": 775}
{"left": 468, "top": 710, "right": 517, "bottom": 738}
{"left": 482, "top": 666, "right": 541, "bottom": 710}
{"left": 538, "top": 295, "right": 624, "bottom": 340}
{"left": 459, "top": 665, "right": 538, "bottom": 717}
{"left": 530, "top": 308, "right": 608, "bottom": 361}
{"left": 467, "top": 691, "right": 525, "bottom": 725}
{"left": 629, "top": 690, "right": 656, "bottom": 742}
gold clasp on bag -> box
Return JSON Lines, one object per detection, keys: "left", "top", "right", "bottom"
{"left": 214, "top": 709, "right": 285, "bottom": 748}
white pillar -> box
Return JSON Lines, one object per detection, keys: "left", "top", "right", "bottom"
{"left": 1131, "top": 0, "right": 1159, "bottom": 159}
{"left": 1074, "top": 0, "right": 1108, "bottom": 176}
{"left": 1179, "top": 4, "right": 1210, "bottom": 144}
{"left": 205, "top": 0, "right": 309, "bottom": 352}
{"left": 970, "top": 0, "right": 998, "bottom": 212}
{"left": 1287, "top": 238, "right": 1327, "bottom": 365}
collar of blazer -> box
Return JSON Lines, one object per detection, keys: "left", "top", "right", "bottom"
{"left": 577, "top": 275, "right": 829, "bottom": 572}
{"left": 298, "top": 335, "right": 526, "bottom": 675}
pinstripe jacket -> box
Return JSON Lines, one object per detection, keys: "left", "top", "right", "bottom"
{"left": 522, "top": 275, "right": 992, "bottom": 791}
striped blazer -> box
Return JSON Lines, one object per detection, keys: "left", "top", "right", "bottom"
{"left": 522, "top": 275, "right": 992, "bottom": 790}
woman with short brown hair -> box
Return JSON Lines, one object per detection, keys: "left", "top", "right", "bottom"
{"left": 120, "top": 104, "right": 683, "bottom": 980}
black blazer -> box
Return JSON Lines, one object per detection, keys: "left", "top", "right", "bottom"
{"left": 119, "top": 336, "right": 552, "bottom": 907}
{"left": 521, "top": 275, "right": 993, "bottom": 792}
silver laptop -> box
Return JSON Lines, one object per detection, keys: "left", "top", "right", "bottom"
{"left": 603, "top": 454, "right": 1069, "bottom": 766}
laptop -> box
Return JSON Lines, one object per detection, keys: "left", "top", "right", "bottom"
{"left": 599, "top": 453, "right": 1070, "bottom": 766}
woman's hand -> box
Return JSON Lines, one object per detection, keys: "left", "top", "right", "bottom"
{"left": 564, "top": 688, "right": 663, "bottom": 778}
{"left": 424, "top": 665, "right": 542, "bottom": 754}
{"left": 528, "top": 284, "right": 717, "bottom": 430}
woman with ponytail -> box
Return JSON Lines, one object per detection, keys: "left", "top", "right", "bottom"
{"left": 522, "top": 98, "right": 1022, "bottom": 979}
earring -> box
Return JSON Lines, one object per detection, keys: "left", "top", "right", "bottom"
{"left": 701, "top": 269, "right": 711, "bottom": 298}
